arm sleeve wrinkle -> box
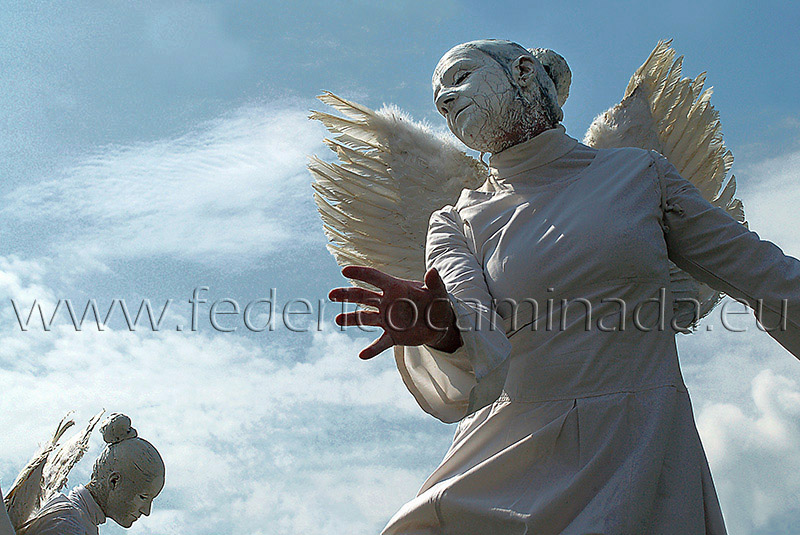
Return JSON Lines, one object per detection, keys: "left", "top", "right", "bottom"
{"left": 656, "top": 152, "right": 800, "bottom": 358}
{"left": 392, "top": 206, "right": 511, "bottom": 422}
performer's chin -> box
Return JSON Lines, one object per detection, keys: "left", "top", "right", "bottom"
{"left": 119, "top": 514, "right": 138, "bottom": 528}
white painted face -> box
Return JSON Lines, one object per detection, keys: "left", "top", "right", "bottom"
{"left": 432, "top": 44, "right": 554, "bottom": 154}
{"left": 433, "top": 46, "right": 517, "bottom": 152}
{"left": 105, "top": 468, "right": 165, "bottom": 528}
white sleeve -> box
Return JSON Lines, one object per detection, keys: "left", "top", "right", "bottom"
{"left": 656, "top": 153, "right": 800, "bottom": 357}
{"left": 394, "top": 205, "right": 512, "bottom": 423}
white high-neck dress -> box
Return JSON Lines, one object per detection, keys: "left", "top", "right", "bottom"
{"left": 384, "top": 125, "right": 800, "bottom": 534}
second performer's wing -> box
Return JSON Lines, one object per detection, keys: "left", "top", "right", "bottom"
{"left": 3, "top": 410, "right": 104, "bottom": 531}
{"left": 3, "top": 415, "right": 75, "bottom": 530}
{"left": 584, "top": 40, "right": 746, "bottom": 330}
{"left": 39, "top": 410, "right": 105, "bottom": 504}
{"left": 309, "top": 92, "right": 486, "bottom": 285}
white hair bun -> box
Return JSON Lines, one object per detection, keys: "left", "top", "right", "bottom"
{"left": 529, "top": 48, "right": 571, "bottom": 107}
{"left": 101, "top": 413, "right": 138, "bottom": 445}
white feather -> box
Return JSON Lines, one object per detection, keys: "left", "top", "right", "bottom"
{"left": 309, "top": 92, "right": 485, "bottom": 286}
{"left": 3, "top": 411, "right": 104, "bottom": 531}
{"left": 584, "top": 40, "right": 746, "bottom": 330}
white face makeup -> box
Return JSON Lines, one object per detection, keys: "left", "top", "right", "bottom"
{"left": 105, "top": 470, "right": 165, "bottom": 528}
{"left": 432, "top": 44, "right": 554, "bottom": 154}
{"left": 433, "top": 46, "right": 517, "bottom": 152}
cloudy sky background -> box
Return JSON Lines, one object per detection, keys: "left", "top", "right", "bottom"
{"left": 1, "top": 1, "right": 799, "bottom": 533}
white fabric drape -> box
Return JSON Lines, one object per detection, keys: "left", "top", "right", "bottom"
{"left": 18, "top": 486, "right": 105, "bottom": 535}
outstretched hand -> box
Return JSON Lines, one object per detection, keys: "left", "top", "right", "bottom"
{"left": 329, "top": 266, "right": 462, "bottom": 360}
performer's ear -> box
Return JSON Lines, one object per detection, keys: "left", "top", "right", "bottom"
{"left": 108, "top": 471, "right": 121, "bottom": 489}
{"left": 511, "top": 55, "right": 537, "bottom": 89}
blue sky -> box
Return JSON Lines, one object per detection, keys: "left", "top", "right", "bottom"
{"left": 1, "top": 1, "right": 799, "bottom": 533}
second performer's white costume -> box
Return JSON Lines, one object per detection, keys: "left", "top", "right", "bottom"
{"left": 18, "top": 486, "right": 105, "bottom": 535}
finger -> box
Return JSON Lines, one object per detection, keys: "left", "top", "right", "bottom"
{"left": 359, "top": 332, "right": 394, "bottom": 360}
{"left": 424, "top": 267, "right": 448, "bottom": 298}
{"left": 328, "top": 286, "right": 382, "bottom": 304}
{"left": 342, "top": 265, "right": 399, "bottom": 291}
{"left": 335, "top": 310, "right": 382, "bottom": 327}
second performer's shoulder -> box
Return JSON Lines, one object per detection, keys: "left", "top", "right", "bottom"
{"left": 18, "top": 493, "right": 88, "bottom": 535}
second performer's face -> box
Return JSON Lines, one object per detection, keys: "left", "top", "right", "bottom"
{"left": 106, "top": 470, "right": 165, "bottom": 528}
{"left": 432, "top": 46, "right": 521, "bottom": 153}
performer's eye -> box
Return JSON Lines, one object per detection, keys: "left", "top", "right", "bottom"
{"left": 454, "top": 71, "right": 471, "bottom": 84}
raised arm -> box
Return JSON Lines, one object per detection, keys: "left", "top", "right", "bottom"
{"left": 656, "top": 153, "right": 800, "bottom": 357}
{"left": 394, "top": 206, "right": 512, "bottom": 422}
{"left": 329, "top": 205, "right": 512, "bottom": 422}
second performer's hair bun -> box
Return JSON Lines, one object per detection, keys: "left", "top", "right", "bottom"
{"left": 528, "top": 48, "right": 572, "bottom": 108}
{"left": 101, "top": 413, "right": 138, "bottom": 444}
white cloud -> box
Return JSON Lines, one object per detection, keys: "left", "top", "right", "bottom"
{"left": 0, "top": 256, "right": 55, "bottom": 310}
{"left": 673, "top": 145, "right": 800, "bottom": 533}
{"left": 697, "top": 370, "right": 800, "bottom": 533}
{"left": 737, "top": 148, "right": 800, "bottom": 257}
{"left": 1, "top": 101, "right": 328, "bottom": 269}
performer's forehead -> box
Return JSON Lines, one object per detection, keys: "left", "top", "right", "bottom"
{"left": 433, "top": 46, "right": 485, "bottom": 82}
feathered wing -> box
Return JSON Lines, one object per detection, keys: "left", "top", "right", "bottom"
{"left": 584, "top": 40, "right": 746, "bottom": 329}
{"left": 3, "top": 411, "right": 104, "bottom": 531}
{"left": 40, "top": 410, "right": 104, "bottom": 505}
{"left": 309, "top": 92, "right": 485, "bottom": 284}
{"left": 4, "top": 415, "right": 75, "bottom": 530}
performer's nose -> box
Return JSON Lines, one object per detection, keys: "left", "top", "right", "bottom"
{"left": 437, "top": 91, "right": 457, "bottom": 116}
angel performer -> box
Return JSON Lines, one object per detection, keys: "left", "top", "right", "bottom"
{"left": 315, "top": 39, "right": 800, "bottom": 533}
{"left": 4, "top": 412, "right": 164, "bottom": 535}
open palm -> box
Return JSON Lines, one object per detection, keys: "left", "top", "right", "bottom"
{"left": 328, "top": 266, "right": 459, "bottom": 359}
